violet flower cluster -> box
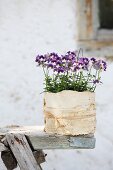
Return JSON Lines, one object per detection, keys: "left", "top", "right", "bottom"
{"left": 35, "top": 51, "right": 107, "bottom": 93}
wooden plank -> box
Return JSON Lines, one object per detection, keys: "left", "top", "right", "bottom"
{"left": 29, "top": 134, "right": 95, "bottom": 150}
{"left": 77, "top": 39, "right": 113, "bottom": 51}
{"left": 6, "top": 126, "right": 95, "bottom": 149}
{"left": 6, "top": 133, "right": 41, "bottom": 170}
{"left": 0, "top": 126, "right": 95, "bottom": 150}
{"left": 75, "top": 0, "right": 94, "bottom": 40}
{"left": 29, "top": 134, "right": 70, "bottom": 149}
{"left": 70, "top": 137, "right": 95, "bottom": 149}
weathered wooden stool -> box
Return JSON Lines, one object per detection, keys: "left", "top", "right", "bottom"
{"left": 0, "top": 126, "right": 96, "bottom": 170}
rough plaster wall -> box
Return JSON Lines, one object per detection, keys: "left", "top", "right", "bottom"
{"left": 0, "top": 0, "right": 76, "bottom": 126}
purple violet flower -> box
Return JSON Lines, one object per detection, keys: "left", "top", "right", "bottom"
{"left": 93, "top": 79, "right": 102, "bottom": 84}
{"left": 74, "top": 65, "right": 80, "bottom": 71}
{"left": 57, "top": 67, "right": 65, "bottom": 73}
{"left": 67, "top": 51, "right": 76, "bottom": 56}
{"left": 51, "top": 58, "right": 57, "bottom": 63}
{"left": 91, "top": 58, "right": 107, "bottom": 71}
{"left": 47, "top": 64, "right": 53, "bottom": 68}
{"left": 56, "top": 61, "right": 62, "bottom": 65}
{"left": 35, "top": 51, "right": 107, "bottom": 93}
{"left": 102, "top": 60, "right": 107, "bottom": 71}
{"left": 93, "top": 60, "right": 101, "bottom": 70}
{"left": 91, "top": 58, "right": 96, "bottom": 63}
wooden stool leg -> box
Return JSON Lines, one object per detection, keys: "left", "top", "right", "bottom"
{"left": 6, "top": 133, "right": 42, "bottom": 170}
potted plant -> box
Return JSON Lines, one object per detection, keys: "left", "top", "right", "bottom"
{"left": 35, "top": 50, "right": 107, "bottom": 135}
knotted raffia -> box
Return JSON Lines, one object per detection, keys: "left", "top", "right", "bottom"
{"left": 44, "top": 90, "right": 96, "bottom": 136}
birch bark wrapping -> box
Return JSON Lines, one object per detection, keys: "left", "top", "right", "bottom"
{"left": 44, "top": 90, "right": 96, "bottom": 135}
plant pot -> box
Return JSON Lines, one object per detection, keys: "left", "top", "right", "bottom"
{"left": 44, "top": 90, "right": 96, "bottom": 136}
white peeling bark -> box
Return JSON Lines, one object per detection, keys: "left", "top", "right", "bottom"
{"left": 44, "top": 90, "right": 96, "bottom": 135}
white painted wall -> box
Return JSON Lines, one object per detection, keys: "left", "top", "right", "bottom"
{"left": 0, "top": 1, "right": 113, "bottom": 170}
{"left": 0, "top": 0, "right": 76, "bottom": 127}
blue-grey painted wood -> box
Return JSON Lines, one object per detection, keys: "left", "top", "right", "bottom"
{"left": 69, "top": 137, "right": 96, "bottom": 149}
{"left": 0, "top": 126, "right": 96, "bottom": 150}
{"left": 28, "top": 135, "right": 95, "bottom": 149}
